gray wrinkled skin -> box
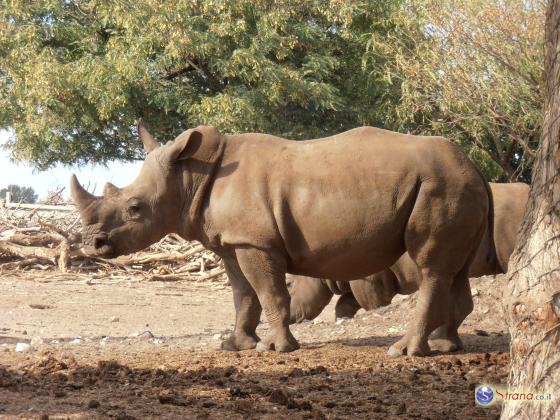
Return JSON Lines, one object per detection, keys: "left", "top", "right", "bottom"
{"left": 288, "top": 183, "right": 529, "bottom": 352}
{"left": 72, "top": 124, "right": 494, "bottom": 357}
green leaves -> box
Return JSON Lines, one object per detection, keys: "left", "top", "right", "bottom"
{"left": 1, "top": 0, "right": 370, "bottom": 167}
{"left": 0, "top": 0, "right": 544, "bottom": 182}
{"left": 363, "top": 0, "right": 543, "bottom": 181}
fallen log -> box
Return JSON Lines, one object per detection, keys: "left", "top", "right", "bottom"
{"left": 107, "top": 244, "right": 206, "bottom": 265}
{"left": 0, "top": 240, "right": 59, "bottom": 261}
{"left": 147, "top": 268, "right": 226, "bottom": 282}
{"left": 0, "top": 232, "right": 64, "bottom": 247}
{"left": 0, "top": 257, "right": 44, "bottom": 270}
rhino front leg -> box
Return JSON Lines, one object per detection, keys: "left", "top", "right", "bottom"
{"left": 235, "top": 247, "right": 299, "bottom": 352}
{"left": 221, "top": 259, "right": 262, "bottom": 351}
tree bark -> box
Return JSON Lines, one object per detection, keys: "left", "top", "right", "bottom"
{"left": 501, "top": 1, "right": 560, "bottom": 419}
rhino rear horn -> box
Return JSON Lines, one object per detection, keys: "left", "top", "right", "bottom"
{"left": 137, "top": 119, "right": 160, "bottom": 153}
{"left": 103, "top": 182, "right": 120, "bottom": 197}
{"left": 70, "top": 175, "right": 95, "bottom": 209}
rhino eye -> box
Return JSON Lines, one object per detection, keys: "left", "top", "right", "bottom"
{"left": 126, "top": 199, "right": 142, "bottom": 219}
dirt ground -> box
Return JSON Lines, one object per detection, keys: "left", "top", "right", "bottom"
{"left": 0, "top": 272, "right": 510, "bottom": 419}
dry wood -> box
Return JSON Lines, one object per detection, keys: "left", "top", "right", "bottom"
{"left": 0, "top": 205, "right": 227, "bottom": 283}
{"left": 107, "top": 244, "right": 206, "bottom": 265}
{"left": 58, "top": 240, "right": 70, "bottom": 272}
{"left": 0, "top": 240, "right": 59, "bottom": 261}
{"left": 37, "top": 217, "right": 72, "bottom": 239}
{"left": 0, "top": 232, "right": 62, "bottom": 247}
{"left": 3, "top": 202, "right": 75, "bottom": 211}
{"left": 0, "top": 202, "right": 227, "bottom": 284}
{"left": 0, "top": 258, "right": 43, "bottom": 270}
{"left": 147, "top": 268, "right": 226, "bottom": 282}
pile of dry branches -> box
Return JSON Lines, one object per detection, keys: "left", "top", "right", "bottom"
{"left": 0, "top": 205, "right": 225, "bottom": 282}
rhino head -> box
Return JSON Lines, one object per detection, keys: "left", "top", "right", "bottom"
{"left": 71, "top": 123, "right": 223, "bottom": 258}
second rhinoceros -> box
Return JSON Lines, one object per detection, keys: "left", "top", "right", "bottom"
{"left": 71, "top": 123, "right": 493, "bottom": 357}
{"left": 288, "top": 182, "right": 528, "bottom": 350}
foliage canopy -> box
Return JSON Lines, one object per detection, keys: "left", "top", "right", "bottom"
{"left": 365, "top": 0, "right": 544, "bottom": 181}
{"left": 0, "top": 0, "right": 544, "bottom": 181}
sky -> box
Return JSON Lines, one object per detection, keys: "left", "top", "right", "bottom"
{"left": 0, "top": 130, "right": 144, "bottom": 200}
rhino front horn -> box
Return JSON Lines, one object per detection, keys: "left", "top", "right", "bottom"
{"left": 137, "top": 119, "right": 160, "bottom": 153}
{"left": 70, "top": 174, "right": 95, "bottom": 208}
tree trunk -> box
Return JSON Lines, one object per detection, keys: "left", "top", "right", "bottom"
{"left": 501, "top": 1, "right": 560, "bottom": 419}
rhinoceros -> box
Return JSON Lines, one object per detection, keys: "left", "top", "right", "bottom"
{"left": 70, "top": 123, "right": 494, "bottom": 356}
{"left": 288, "top": 182, "right": 528, "bottom": 350}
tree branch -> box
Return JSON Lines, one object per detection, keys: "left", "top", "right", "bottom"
{"left": 510, "top": 133, "right": 538, "bottom": 159}
{"left": 163, "top": 66, "right": 195, "bottom": 81}
{"left": 163, "top": 58, "right": 225, "bottom": 92}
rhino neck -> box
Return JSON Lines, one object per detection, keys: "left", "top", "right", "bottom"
{"left": 178, "top": 138, "right": 226, "bottom": 241}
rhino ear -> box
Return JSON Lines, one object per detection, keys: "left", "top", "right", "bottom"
{"left": 103, "top": 182, "right": 120, "bottom": 197}
{"left": 137, "top": 119, "right": 160, "bottom": 153}
{"left": 167, "top": 129, "right": 203, "bottom": 162}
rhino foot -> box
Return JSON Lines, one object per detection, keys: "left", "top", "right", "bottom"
{"left": 255, "top": 341, "right": 270, "bottom": 352}
{"left": 428, "top": 325, "right": 464, "bottom": 353}
{"left": 220, "top": 332, "right": 259, "bottom": 351}
{"left": 387, "top": 335, "right": 431, "bottom": 358}
{"left": 428, "top": 337, "right": 463, "bottom": 353}
{"left": 387, "top": 346, "right": 405, "bottom": 358}
{"left": 255, "top": 332, "right": 300, "bottom": 353}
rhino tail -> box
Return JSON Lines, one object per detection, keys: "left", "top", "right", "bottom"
{"left": 476, "top": 168, "right": 500, "bottom": 274}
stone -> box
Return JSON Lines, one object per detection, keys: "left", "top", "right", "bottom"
{"left": 87, "top": 399, "right": 100, "bottom": 409}
{"left": 15, "top": 343, "right": 31, "bottom": 353}
{"left": 269, "top": 389, "right": 290, "bottom": 406}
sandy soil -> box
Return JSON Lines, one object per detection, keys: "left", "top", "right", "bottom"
{"left": 0, "top": 273, "right": 510, "bottom": 419}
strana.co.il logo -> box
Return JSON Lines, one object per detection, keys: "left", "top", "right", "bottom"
{"left": 475, "top": 384, "right": 553, "bottom": 407}
{"left": 475, "top": 385, "right": 495, "bottom": 406}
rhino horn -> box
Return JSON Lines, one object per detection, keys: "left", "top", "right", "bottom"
{"left": 137, "top": 119, "right": 160, "bottom": 153}
{"left": 70, "top": 174, "right": 95, "bottom": 209}
{"left": 103, "top": 182, "right": 120, "bottom": 197}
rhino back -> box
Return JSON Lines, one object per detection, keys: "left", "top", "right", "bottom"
{"left": 202, "top": 127, "right": 484, "bottom": 280}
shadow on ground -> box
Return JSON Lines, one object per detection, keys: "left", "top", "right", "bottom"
{"left": 0, "top": 338, "right": 508, "bottom": 420}
{"left": 314, "top": 332, "right": 511, "bottom": 354}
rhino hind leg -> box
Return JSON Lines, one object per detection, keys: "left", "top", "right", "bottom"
{"left": 236, "top": 248, "right": 299, "bottom": 353}
{"left": 387, "top": 268, "right": 451, "bottom": 357}
{"left": 428, "top": 266, "right": 473, "bottom": 353}
{"left": 221, "top": 260, "right": 262, "bottom": 351}
{"left": 428, "top": 327, "right": 463, "bottom": 353}
{"left": 334, "top": 293, "right": 362, "bottom": 319}
{"left": 387, "top": 182, "right": 485, "bottom": 358}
